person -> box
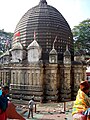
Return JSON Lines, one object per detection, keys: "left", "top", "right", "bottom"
{"left": 27, "top": 97, "right": 35, "bottom": 118}
{"left": 6, "top": 101, "right": 26, "bottom": 120}
{"left": 0, "top": 85, "right": 25, "bottom": 120}
{"left": 72, "top": 80, "right": 90, "bottom": 120}
{"left": 0, "top": 86, "right": 9, "bottom": 120}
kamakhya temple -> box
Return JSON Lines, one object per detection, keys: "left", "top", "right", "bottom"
{"left": 0, "top": 0, "right": 87, "bottom": 102}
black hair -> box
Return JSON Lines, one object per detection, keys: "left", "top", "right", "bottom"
{"left": 2, "top": 86, "right": 9, "bottom": 91}
{"left": 81, "top": 86, "right": 89, "bottom": 94}
{"left": 32, "top": 98, "right": 34, "bottom": 100}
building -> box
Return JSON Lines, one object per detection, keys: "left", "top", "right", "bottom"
{"left": 0, "top": 0, "right": 87, "bottom": 102}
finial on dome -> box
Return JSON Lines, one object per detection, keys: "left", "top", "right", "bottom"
{"left": 66, "top": 44, "right": 69, "bottom": 51}
{"left": 64, "top": 44, "right": 71, "bottom": 56}
{"left": 34, "top": 30, "right": 36, "bottom": 40}
{"left": 39, "top": 0, "right": 47, "bottom": 5}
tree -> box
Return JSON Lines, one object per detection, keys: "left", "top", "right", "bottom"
{"left": 0, "top": 30, "right": 13, "bottom": 52}
{"left": 72, "top": 19, "right": 90, "bottom": 55}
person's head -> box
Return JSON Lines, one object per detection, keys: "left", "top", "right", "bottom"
{"left": 80, "top": 80, "right": 90, "bottom": 94}
{"left": 32, "top": 98, "right": 34, "bottom": 101}
{"left": 2, "top": 86, "right": 9, "bottom": 96}
{"left": 31, "top": 95, "right": 34, "bottom": 101}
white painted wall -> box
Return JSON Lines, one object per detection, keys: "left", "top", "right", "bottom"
{"left": 11, "top": 50, "right": 23, "bottom": 62}
{"left": 28, "top": 48, "right": 40, "bottom": 63}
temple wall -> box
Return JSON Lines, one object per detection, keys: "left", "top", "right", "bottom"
{"left": 9, "top": 64, "right": 44, "bottom": 101}
{"left": 72, "top": 64, "right": 84, "bottom": 99}
{"left": 0, "top": 62, "right": 87, "bottom": 102}
{"left": 60, "top": 64, "right": 71, "bottom": 101}
{"left": 0, "top": 65, "right": 10, "bottom": 86}
{"left": 44, "top": 64, "right": 58, "bottom": 101}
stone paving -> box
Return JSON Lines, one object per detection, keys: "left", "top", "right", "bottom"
{"left": 16, "top": 101, "right": 74, "bottom": 120}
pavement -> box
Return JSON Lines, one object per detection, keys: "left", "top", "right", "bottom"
{"left": 16, "top": 101, "right": 74, "bottom": 120}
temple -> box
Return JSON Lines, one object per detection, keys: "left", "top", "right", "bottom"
{"left": 0, "top": 0, "right": 87, "bottom": 102}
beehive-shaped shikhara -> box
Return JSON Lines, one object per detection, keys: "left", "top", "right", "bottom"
{"left": 13, "top": 0, "right": 74, "bottom": 61}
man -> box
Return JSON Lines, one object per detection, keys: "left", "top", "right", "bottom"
{"left": 0, "top": 86, "right": 9, "bottom": 120}
{"left": 2, "top": 86, "right": 9, "bottom": 97}
{"left": 27, "top": 97, "right": 35, "bottom": 118}
{"left": 0, "top": 86, "right": 25, "bottom": 120}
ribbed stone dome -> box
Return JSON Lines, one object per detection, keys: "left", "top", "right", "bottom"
{"left": 13, "top": 0, "right": 73, "bottom": 61}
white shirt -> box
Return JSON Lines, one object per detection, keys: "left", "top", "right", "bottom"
{"left": 28, "top": 99, "right": 35, "bottom": 109}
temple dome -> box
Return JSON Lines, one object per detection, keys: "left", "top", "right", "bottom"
{"left": 13, "top": 0, "right": 73, "bottom": 61}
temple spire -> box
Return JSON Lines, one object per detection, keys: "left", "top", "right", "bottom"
{"left": 34, "top": 30, "right": 36, "bottom": 40}
{"left": 39, "top": 0, "right": 47, "bottom": 5}
{"left": 53, "top": 36, "right": 57, "bottom": 49}
{"left": 66, "top": 44, "right": 69, "bottom": 51}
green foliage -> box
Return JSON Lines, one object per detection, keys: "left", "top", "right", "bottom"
{"left": 7, "top": 32, "right": 14, "bottom": 38}
{"left": 0, "top": 30, "right": 13, "bottom": 52}
{"left": 0, "top": 51, "right": 3, "bottom": 55}
{"left": 72, "top": 19, "right": 90, "bottom": 55}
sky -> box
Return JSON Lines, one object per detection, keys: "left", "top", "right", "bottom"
{"left": 0, "top": 0, "right": 90, "bottom": 33}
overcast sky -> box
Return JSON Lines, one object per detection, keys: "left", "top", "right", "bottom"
{"left": 0, "top": 0, "right": 90, "bottom": 32}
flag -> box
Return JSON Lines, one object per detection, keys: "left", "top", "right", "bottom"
{"left": 5, "top": 40, "right": 9, "bottom": 46}
{"left": 14, "top": 32, "right": 20, "bottom": 38}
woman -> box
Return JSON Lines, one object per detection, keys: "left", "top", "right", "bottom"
{"left": 72, "top": 80, "right": 90, "bottom": 120}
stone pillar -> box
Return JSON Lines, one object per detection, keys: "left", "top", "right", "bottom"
{"left": 39, "top": 64, "right": 44, "bottom": 86}
{"left": 45, "top": 64, "right": 58, "bottom": 102}
{"left": 82, "top": 65, "right": 87, "bottom": 81}
{"left": 60, "top": 64, "right": 71, "bottom": 101}
{"left": 18, "top": 71, "right": 21, "bottom": 85}
{"left": 72, "top": 64, "right": 83, "bottom": 98}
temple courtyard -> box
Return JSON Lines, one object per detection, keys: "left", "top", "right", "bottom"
{"left": 13, "top": 101, "right": 74, "bottom": 120}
